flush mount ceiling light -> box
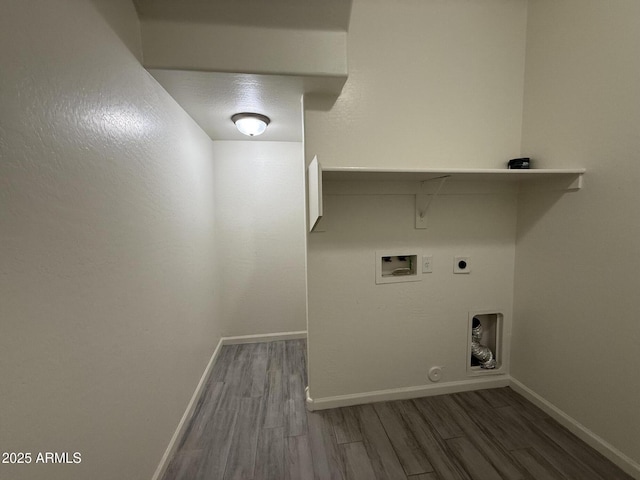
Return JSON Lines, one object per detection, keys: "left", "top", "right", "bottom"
{"left": 231, "top": 112, "right": 270, "bottom": 137}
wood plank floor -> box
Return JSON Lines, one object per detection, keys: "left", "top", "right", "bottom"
{"left": 162, "top": 340, "right": 632, "bottom": 480}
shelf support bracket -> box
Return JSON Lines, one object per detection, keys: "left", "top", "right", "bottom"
{"left": 415, "top": 176, "right": 450, "bottom": 229}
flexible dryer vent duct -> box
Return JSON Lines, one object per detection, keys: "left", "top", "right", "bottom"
{"left": 471, "top": 317, "right": 496, "bottom": 369}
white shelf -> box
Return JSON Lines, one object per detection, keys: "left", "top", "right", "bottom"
{"left": 322, "top": 167, "right": 585, "bottom": 185}
{"left": 308, "top": 164, "right": 585, "bottom": 232}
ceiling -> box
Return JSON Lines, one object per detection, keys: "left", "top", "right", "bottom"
{"left": 133, "top": 0, "right": 352, "bottom": 31}
{"left": 134, "top": 0, "right": 351, "bottom": 142}
{"left": 149, "top": 70, "right": 304, "bottom": 142}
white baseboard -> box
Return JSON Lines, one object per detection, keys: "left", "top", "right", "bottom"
{"left": 510, "top": 377, "right": 640, "bottom": 480}
{"left": 153, "top": 336, "right": 638, "bottom": 480}
{"left": 305, "top": 376, "right": 510, "bottom": 411}
{"left": 221, "top": 330, "right": 307, "bottom": 345}
{"left": 152, "top": 331, "right": 307, "bottom": 480}
{"left": 151, "top": 337, "right": 225, "bottom": 480}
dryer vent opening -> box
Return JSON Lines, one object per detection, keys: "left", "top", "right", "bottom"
{"left": 471, "top": 316, "right": 496, "bottom": 369}
{"left": 467, "top": 312, "right": 504, "bottom": 376}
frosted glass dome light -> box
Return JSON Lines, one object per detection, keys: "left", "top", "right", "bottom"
{"left": 232, "top": 113, "right": 270, "bottom": 136}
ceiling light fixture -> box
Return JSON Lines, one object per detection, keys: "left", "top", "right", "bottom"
{"left": 231, "top": 112, "right": 270, "bottom": 137}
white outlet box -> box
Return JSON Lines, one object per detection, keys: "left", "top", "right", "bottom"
{"left": 422, "top": 255, "right": 433, "bottom": 273}
{"left": 454, "top": 256, "right": 471, "bottom": 274}
{"left": 375, "top": 250, "right": 422, "bottom": 284}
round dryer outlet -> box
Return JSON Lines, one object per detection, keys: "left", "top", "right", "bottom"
{"left": 428, "top": 366, "right": 443, "bottom": 382}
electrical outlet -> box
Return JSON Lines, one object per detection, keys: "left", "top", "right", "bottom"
{"left": 422, "top": 255, "right": 433, "bottom": 273}
{"left": 453, "top": 256, "right": 471, "bottom": 274}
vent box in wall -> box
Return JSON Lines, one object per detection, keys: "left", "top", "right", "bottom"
{"left": 467, "top": 311, "right": 506, "bottom": 376}
{"left": 375, "top": 251, "right": 422, "bottom": 284}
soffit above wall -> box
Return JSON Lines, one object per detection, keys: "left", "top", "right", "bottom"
{"left": 140, "top": 21, "right": 347, "bottom": 79}
{"left": 133, "top": 0, "right": 352, "bottom": 142}
{"left": 133, "top": 0, "right": 352, "bottom": 31}
{"left": 133, "top": 0, "right": 351, "bottom": 142}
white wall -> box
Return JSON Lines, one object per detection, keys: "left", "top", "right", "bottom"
{"left": 0, "top": 1, "right": 222, "bottom": 479}
{"left": 308, "top": 182, "right": 517, "bottom": 400}
{"left": 514, "top": 0, "right": 640, "bottom": 472}
{"left": 304, "top": 0, "right": 527, "bottom": 401}
{"left": 304, "top": 0, "right": 528, "bottom": 169}
{"left": 213, "top": 141, "right": 307, "bottom": 337}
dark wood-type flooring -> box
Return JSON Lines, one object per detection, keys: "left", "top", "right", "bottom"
{"left": 162, "top": 339, "right": 632, "bottom": 480}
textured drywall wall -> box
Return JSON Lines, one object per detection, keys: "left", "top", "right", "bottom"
{"left": 213, "top": 141, "right": 307, "bottom": 337}
{"left": 307, "top": 182, "right": 517, "bottom": 399}
{"left": 514, "top": 0, "right": 640, "bottom": 471}
{"left": 304, "top": 0, "right": 528, "bottom": 169}
{"left": 0, "top": 1, "right": 221, "bottom": 479}
{"left": 304, "top": 0, "right": 526, "bottom": 400}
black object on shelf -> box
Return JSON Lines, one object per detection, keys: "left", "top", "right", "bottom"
{"left": 507, "top": 157, "right": 531, "bottom": 169}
